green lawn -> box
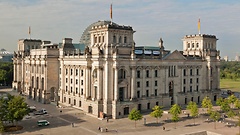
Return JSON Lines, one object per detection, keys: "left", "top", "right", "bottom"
{"left": 220, "top": 79, "right": 240, "bottom": 92}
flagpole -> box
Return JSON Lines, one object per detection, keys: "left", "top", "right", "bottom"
{"left": 28, "top": 26, "right": 31, "bottom": 39}
{"left": 198, "top": 18, "right": 201, "bottom": 34}
{"left": 110, "top": 3, "right": 112, "bottom": 24}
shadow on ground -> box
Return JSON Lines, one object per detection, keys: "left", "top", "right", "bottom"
{"left": 145, "top": 122, "right": 164, "bottom": 127}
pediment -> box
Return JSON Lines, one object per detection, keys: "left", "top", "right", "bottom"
{"left": 118, "top": 79, "right": 128, "bottom": 86}
{"left": 163, "top": 50, "right": 186, "bottom": 60}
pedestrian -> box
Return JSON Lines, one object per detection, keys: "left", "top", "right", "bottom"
{"left": 100, "top": 127, "right": 103, "bottom": 132}
{"left": 106, "top": 117, "right": 109, "bottom": 123}
{"left": 98, "top": 127, "right": 101, "bottom": 131}
{"left": 106, "top": 127, "right": 108, "bottom": 132}
{"left": 163, "top": 126, "right": 165, "bottom": 130}
{"left": 60, "top": 110, "right": 62, "bottom": 113}
{"left": 71, "top": 123, "right": 74, "bottom": 127}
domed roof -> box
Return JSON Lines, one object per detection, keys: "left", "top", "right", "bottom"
{"left": 79, "top": 20, "right": 119, "bottom": 46}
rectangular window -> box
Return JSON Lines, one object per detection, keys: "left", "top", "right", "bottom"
{"left": 146, "top": 90, "right": 149, "bottom": 97}
{"left": 66, "top": 78, "right": 68, "bottom": 83}
{"left": 71, "top": 69, "right": 73, "bottom": 75}
{"left": 76, "top": 87, "right": 78, "bottom": 94}
{"left": 190, "top": 86, "right": 192, "bottom": 92}
{"left": 137, "top": 82, "right": 140, "bottom": 88}
{"left": 59, "top": 68, "right": 61, "bottom": 74}
{"left": 146, "top": 81, "right": 149, "bottom": 87}
{"left": 196, "top": 78, "right": 199, "bottom": 83}
{"left": 79, "top": 101, "right": 82, "bottom": 107}
{"left": 66, "top": 69, "right": 68, "bottom": 75}
{"left": 70, "top": 87, "right": 73, "bottom": 93}
{"left": 76, "top": 69, "right": 78, "bottom": 76}
{"left": 196, "top": 85, "right": 199, "bottom": 91}
{"left": 183, "top": 69, "right": 186, "bottom": 76}
{"left": 146, "top": 70, "right": 149, "bottom": 78}
{"left": 147, "top": 103, "right": 150, "bottom": 109}
{"left": 71, "top": 79, "right": 73, "bottom": 84}
{"left": 190, "top": 69, "right": 193, "bottom": 76}
{"left": 196, "top": 69, "right": 199, "bottom": 75}
{"left": 183, "top": 86, "right": 186, "bottom": 93}
{"left": 155, "top": 70, "right": 158, "bottom": 77}
{"left": 183, "top": 79, "right": 186, "bottom": 84}
{"left": 137, "top": 91, "right": 140, "bottom": 98}
{"left": 81, "top": 70, "right": 84, "bottom": 76}
{"left": 137, "top": 70, "right": 140, "bottom": 78}
{"left": 190, "top": 78, "right": 192, "bottom": 84}
{"left": 155, "top": 89, "right": 157, "bottom": 96}
{"left": 76, "top": 79, "right": 78, "bottom": 84}
{"left": 81, "top": 88, "right": 83, "bottom": 95}
{"left": 66, "top": 86, "right": 68, "bottom": 92}
{"left": 81, "top": 80, "right": 83, "bottom": 85}
{"left": 155, "top": 81, "right": 157, "bottom": 86}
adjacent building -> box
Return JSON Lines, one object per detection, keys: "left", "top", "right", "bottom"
{"left": 13, "top": 20, "right": 221, "bottom": 119}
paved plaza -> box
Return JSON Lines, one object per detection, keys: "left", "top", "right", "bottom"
{"left": 0, "top": 89, "right": 238, "bottom": 135}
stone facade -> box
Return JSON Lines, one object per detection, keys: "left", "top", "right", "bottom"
{"left": 13, "top": 20, "right": 221, "bottom": 119}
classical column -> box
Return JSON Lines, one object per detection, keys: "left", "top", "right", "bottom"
{"left": 130, "top": 66, "right": 136, "bottom": 99}
{"left": 97, "top": 67, "right": 103, "bottom": 100}
{"left": 85, "top": 67, "right": 89, "bottom": 98}
{"left": 114, "top": 67, "right": 118, "bottom": 101}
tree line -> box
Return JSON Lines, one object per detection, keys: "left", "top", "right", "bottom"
{"left": 220, "top": 61, "right": 240, "bottom": 80}
{"left": 0, "top": 62, "right": 13, "bottom": 86}
{"left": 128, "top": 95, "right": 240, "bottom": 134}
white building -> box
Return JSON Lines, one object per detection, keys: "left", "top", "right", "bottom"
{"left": 13, "top": 20, "right": 221, "bottom": 119}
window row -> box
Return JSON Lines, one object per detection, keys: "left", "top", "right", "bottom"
{"left": 137, "top": 70, "right": 158, "bottom": 78}
{"left": 64, "top": 68, "right": 84, "bottom": 76}
{"left": 137, "top": 89, "right": 159, "bottom": 98}
{"left": 113, "top": 35, "right": 127, "bottom": 44}
{"left": 183, "top": 78, "right": 199, "bottom": 84}
{"left": 65, "top": 78, "right": 84, "bottom": 85}
{"left": 182, "top": 85, "right": 199, "bottom": 93}
{"left": 65, "top": 86, "right": 84, "bottom": 95}
{"left": 183, "top": 68, "right": 199, "bottom": 76}
{"left": 137, "top": 80, "right": 158, "bottom": 87}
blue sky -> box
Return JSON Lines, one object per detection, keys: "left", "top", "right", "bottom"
{"left": 0, "top": 0, "right": 240, "bottom": 59}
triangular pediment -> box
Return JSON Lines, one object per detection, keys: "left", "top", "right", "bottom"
{"left": 163, "top": 50, "right": 186, "bottom": 60}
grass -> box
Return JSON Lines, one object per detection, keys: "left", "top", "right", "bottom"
{"left": 220, "top": 79, "right": 240, "bottom": 92}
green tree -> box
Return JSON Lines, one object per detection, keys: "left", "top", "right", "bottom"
{"left": 210, "top": 111, "right": 220, "bottom": 129}
{"left": 227, "top": 109, "right": 235, "bottom": 120}
{"left": 128, "top": 108, "right": 143, "bottom": 128}
{"left": 187, "top": 101, "right": 199, "bottom": 125}
{"left": 6, "top": 96, "right": 29, "bottom": 125}
{"left": 0, "top": 62, "right": 13, "bottom": 85}
{"left": 228, "top": 94, "right": 237, "bottom": 108}
{"left": 0, "top": 69, "right": 7, "bottom": 85}
{"left": 235, "top": 99, "right": 240, "bottom": 109}
{"left": 150, "top": 105, "right": 163, "bottom": 123}
{"left": 0, "top": 120, "right": 4, "bottom": 133}
{"left": 216, "top": 98, "right": 230, "bottom": 112}
{"left": 169, "top": 104, "right": 181, "bottom": 129}
{"left": 201, "top": 96, "right": 212, "bottom": 114}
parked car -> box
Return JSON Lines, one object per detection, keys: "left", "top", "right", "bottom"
{"left": 29, "top": 106, "right": 37, "bottom": 112}
{"left": 34, "top": 109, "right": 47, "bottom": 115}
{"left": 37, "top": 120, "right": 50, "bottom": 126}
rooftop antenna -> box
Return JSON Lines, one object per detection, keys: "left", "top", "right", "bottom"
{"left": 198, "top": 18, "right": 201, "bottom": 34}
{"left": 28, "top": 26, "right": 31, "bottom": 39}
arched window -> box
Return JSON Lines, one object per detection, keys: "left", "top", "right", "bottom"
{"left": 119, "top": 69, "right": 126, "bottom": 79}
{"left": 124, "top": 36, "right": 127, "bottom": 43}
{"left": 192, "top": 43, "right": 194, "bottom": 48}
{"left": 102, "top": 36, "right": 104, "bottom": 43}
{"left": 94, "top": 36, "right": 97, "bottom": 44}
{"left": 187, "top": 43, "right": 190, "bottom": 48}
{"left": 119, "top": 36, "right": 122, "bottom": 43}
{"left": 196, "top": 43, "right": 199, "bottom": 48}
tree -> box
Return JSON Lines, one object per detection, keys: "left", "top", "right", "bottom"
{"left": 228, "top": 94, "right": 237, "bottom": 108}
{"left": 210, "top": 111, "right": 220, "bottom": 129}
{"left": 150, "top": 106, "right": 163, "bottom": 123}
{"left": 227, "top": 109, "right": 235, "bottom": 120}
{"left": 187, "top": 101, "right": 199, "bottom": 125}
{"left": 216, "top": 98, "right": 230, "bottom": 112}
{"left": 235, "top": 99, "right": 240, "bottom": 109}
{"left": 128, "top": 108, "right": 143, "bottom": 128}
{"left": 6, "top": 96, "right": 29, "bottom": 125}
{"left": 0, "top": 120, "right": 4, "bottom": 133}
{"left": 201, "top": 96, "right": 212, "bottom": 114}
{"left": 169, "top": 104, "right": 181, "bottom": 129}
